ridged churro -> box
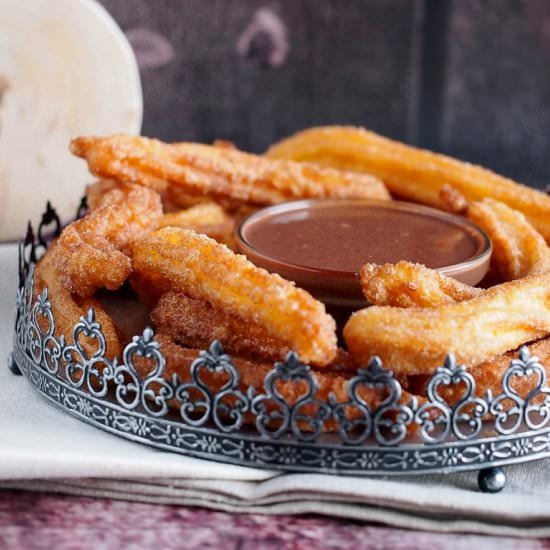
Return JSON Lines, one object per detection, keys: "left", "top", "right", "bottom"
{"left": 158, "top": 202, "right": 235, "bottom": 244}
{"left": 34, "top": 251, "right": 122, "bottom": 360}
{"left": 266, "top": 126, "right": 550, "bottom": 242}
{"left": 133, "top": 334, "right": 418, "bottom": 432}
{"left": 53, "top": 183, "right": 162, "bottom": 297}
{"left": 130, "top": 227, "right": 338, "bottom": 367}
{"left": 468, "top": 198, "right": 550, "bottom": 281}
{"left": 151, "top": 291, "right": 290, "bottom": 362}
{"left": 438, "top": 184, "right": 469, "bottom": 215}
{"left": 344, "top": 272, "right": 550, "bottom": 376}
{"left": 360, "top": 261, "right": 482, "bottom": 308}
{"left": 408, "top": 338, "right": 550, "bottom": 406}
{"left": 70, "top": 134, "right": 390, "bottom": 206}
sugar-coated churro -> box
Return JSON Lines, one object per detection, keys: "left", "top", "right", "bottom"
{"left": 53, "top": 183, "right": 162, "bottom": 297}
{"left": 130, "top": 227, "right": 338, "bottom": 367}
{"left": 360, "top": 261, "right": 482, "bottom": 308}
{"left": 468, "top": 198, "right": 550, "bottom": 281}
{"left": 70, "top": 134, "right": 391, "bottom": 206}
{"left": 266, "top": 126, "right": 550, "bottom": 242}
{"left": 345, "top": 272, "right": 550, "bottom": 375}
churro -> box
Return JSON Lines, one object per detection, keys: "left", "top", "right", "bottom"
{"left": 345, "top": 272, "right": 550, "bottom": 375}
{"left": 266, "top": 126, "right": 550, "bottom": 242}
{"left": 70, "top": 134, "right": 390, "bottom": 207}
{"left": 130, "top": 227, "right": 338, "bottom": 367}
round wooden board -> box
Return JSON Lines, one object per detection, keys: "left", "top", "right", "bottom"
{"left": 0, "top": 0, "right": 142, "bottom": 240}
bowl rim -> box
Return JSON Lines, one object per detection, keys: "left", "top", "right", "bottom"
{"left": 235, "top": 198, "right": 493, "bottom": 281}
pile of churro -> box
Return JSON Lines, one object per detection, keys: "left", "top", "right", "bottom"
{"left": 34, "top": 127, "right": 550, "bottom": 426}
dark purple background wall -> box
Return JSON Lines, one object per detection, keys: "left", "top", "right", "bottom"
{"left": 98, "top": 0, "right": 550, "bottom": 189}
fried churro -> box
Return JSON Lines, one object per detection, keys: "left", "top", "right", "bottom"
{"left": 468, "top": 198, "right": 550, "bottom": 281}
{"left": 151, "top": 291, "right": 290, "bottom": 362}
{"left": 130, "top": 227, "right": 337, "bottom": 367}
{"left": 360, "top": 261, "right": 483, "bottom": 308}
{"left": 133, "top": 334, "right": 418, "bottom": 432}
{"left": 70, "top": 134, "right": 390, "bottom": 206}
{"left": 438, "top": 184, "right": 469, "bottom": 215}
{"left": 34, "top": 251, "right": 122, "bottom": 360}
{"left": 158, "top": 202, "right": 235, "bottom": 243}
{"left": 266, "top": 126, "right": 550, "bottom": 242}
{"left": 344, "top": 272, "right": 550, "bottom": 376}
{"left": 53, "top": 183, "right": 162, "bottom": 297}
{"left": 408, "top": 338, "right": 550, "bottom": 406}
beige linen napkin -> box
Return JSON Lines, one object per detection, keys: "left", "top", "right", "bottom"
{"left": 2, "top": 243, "right": 550, "bottom": 536}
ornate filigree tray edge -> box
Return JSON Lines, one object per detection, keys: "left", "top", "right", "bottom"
{"left": 9, "top": 203, "right": 550, "bottom": 492}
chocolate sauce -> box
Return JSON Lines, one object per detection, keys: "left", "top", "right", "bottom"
{"left": 243, "top": 204, "right": 479, "bottom": 274}
{"left": 236, "top": 200, "right": 491, "bottom": 310}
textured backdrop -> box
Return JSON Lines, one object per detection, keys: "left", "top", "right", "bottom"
{"left": 98, "top": 0, "right": 550, "bottom": 189}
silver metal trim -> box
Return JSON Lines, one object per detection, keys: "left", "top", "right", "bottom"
{"left": 11, "top": 204, "right": 550, "bottom": 483}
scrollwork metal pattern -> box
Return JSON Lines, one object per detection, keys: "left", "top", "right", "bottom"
{"left": 11, "top": 211, "right": 550, "bottom": 475}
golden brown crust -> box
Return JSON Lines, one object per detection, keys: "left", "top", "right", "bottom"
{"left": 130, "top": 227, "right": 338, "bottom": 367}
{"left": 161, "top": 185, "right": 217, "bottom": 212}
{"left": 70, "top": 134, "right": 391, "bottom": 205}
{"left": 468, "top": 198, "right": 550, "bottom": 282}
{"left": 344, "top": 272, "right": 550, "bottom": 376}
{"left": 360, "top": 261, "right": 482, "bottom": 308}
{"left": 266, "top": 125, "right": 550, "bottom": 242}
{"left": 158, "top": 202, "right": 235, "bottom": 244}
{"left": 438, "top": 184, "right": 469, "bottom": 215}
{"left": 151, "top": 291, "right": 291, "bottom": 362}
{"left": 212, "top": 139, "right": 237, "bottom": 150}
{"left": 85, "top": 180, "right": 124, "bottom": 211}
{"left": 53, "top": 183, "right": 162, "bottom": 297}
{"left": 34, "top": 251, "right": 122, "bottom": 360}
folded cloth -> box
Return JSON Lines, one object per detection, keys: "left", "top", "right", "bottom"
{"left": 2, "top": 243, "right": 550, "bottom": 537}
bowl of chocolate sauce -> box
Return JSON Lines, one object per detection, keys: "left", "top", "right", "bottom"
{"left": 235, "top": 199, "right": 492, "bottom": 310}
